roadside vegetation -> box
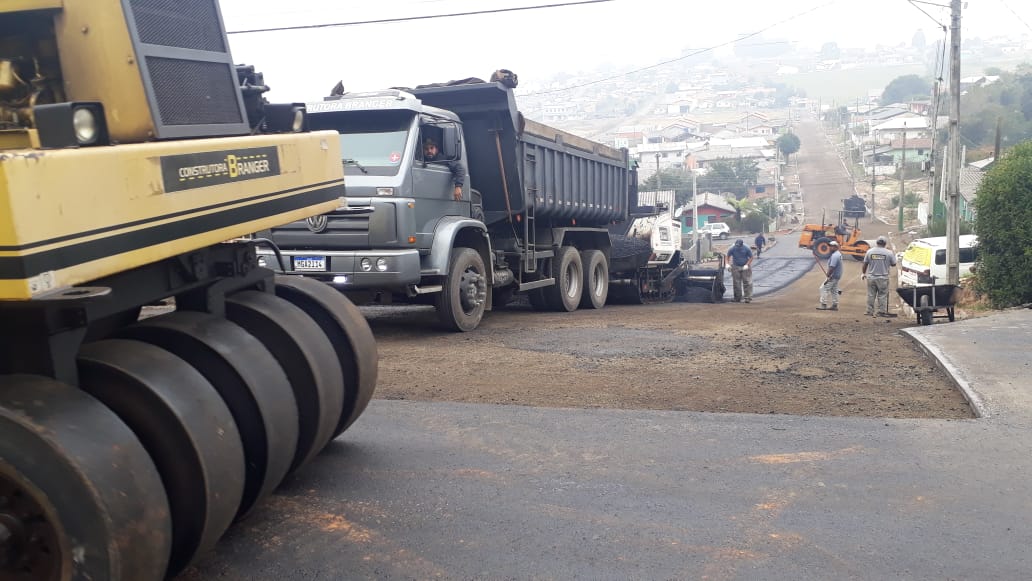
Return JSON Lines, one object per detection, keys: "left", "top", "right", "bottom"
{"left": 973, "top": 140, "right": 1032, "bottom": 308}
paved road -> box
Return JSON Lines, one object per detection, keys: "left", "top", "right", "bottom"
{"left": 182, "top": 316, "right": 1032, "bottom": 580}
{"left": 715, "top": 118, "right": 873, "bottom": 301}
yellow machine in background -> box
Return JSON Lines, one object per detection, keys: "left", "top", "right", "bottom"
{"left": 0, "top": 2, "right": 377, "bottom": 579}
{"left": 797, "top": 213, "right": 871, "bottom": 261}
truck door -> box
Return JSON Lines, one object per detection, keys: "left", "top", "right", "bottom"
{"left": 412, "top": 122, "right": 467, "bottom": 226}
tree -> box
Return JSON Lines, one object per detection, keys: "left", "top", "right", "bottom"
{"left": 973, "top": 141, "right": 1032, "bottom": 308}
{"left": 776, "top": 133, "right": 801, "bottom": 161}
{"left": 880, "top": 74, "right": 932, "bottom": 105}
{"left": 955, "top": 69, "right": 1032, "bottom": 148}
{"left": 696, "top": 159, "right": 759, "bottom": 200}
{"left": 641, "top": 167, "right": 693, "bottom": 206}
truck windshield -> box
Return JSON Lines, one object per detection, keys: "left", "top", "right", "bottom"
{"left": 307, "top": 110, "right": 413, "bottom": 176}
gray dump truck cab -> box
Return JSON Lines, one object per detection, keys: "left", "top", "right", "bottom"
{"left": 259, "top": 82, "right": 632, "bottom": 332}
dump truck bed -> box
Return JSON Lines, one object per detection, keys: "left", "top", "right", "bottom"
{"left": 410, "top": 83, "right": 630, "bottom": 227}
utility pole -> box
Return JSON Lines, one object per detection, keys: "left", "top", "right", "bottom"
{"left": 655, "top": 153, "right": 662, "bottom": 191}
{"left": 898, "top": 124, "right": 906, "bottom": 232}
{"left": 946, "top": 0, "right": 962, "bottom": 285}
{"left": 692, "top": 170, "right": 699, "bottom": 262}
{"left": 773, "top": 147, "right": 780, "bottom": 231}
{"left": 871, "top": 143, "right": 877, "bottom": 224}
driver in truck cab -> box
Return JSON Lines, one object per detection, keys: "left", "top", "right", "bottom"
{"left": 423, "top": 137, "right": 466, "bottom": 201}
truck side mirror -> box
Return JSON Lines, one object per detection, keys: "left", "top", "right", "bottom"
{"left": 441, "top": 126, "right": 461, "bottom": 160}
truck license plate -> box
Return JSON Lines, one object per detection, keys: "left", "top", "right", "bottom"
{"left": 293, "top": 256, "right": 326, "bottom": 271}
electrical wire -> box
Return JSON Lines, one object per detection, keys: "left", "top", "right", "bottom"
{"left": 906, "top": 0, "right": 945, "bottom": 28}
{"left": 226, "top": 0, "right": 614, "bottom": 34}
{"left": 997, "top": 0, "right": 1032, "bottom": 34}
{"left": 522, "top": 0, "right": 840, "bottom": 96}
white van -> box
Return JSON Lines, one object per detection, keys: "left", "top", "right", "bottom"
{"left": 898, "top": 235, "right": 979, "bottom": 286}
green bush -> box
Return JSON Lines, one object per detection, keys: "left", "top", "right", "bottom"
{"left": 925, "top": 217, "right": 975, "bottom": 237}
{"left": 973, "top": 141, "right": 1032, "bottom": 308}
{"left": 740, "top": 212, "right": 769, "bottom": 234}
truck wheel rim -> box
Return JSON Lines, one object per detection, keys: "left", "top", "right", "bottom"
{"left": 459, "top": 268, "right": 486, "bottom": 315}
{"left": 563, "top": 262, "right": 581, "bottom": 299}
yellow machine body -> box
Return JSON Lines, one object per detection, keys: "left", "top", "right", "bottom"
{"left": 0, "top": 133, "right": 344, "bottom": 299}
{"left": 1, "top": 0, "right": 252, "bottom": 142}
{"left": 0, "top": 0, "right": 345, "bottom": 300}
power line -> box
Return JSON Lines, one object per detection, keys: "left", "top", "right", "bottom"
{"left": 906, "top": 0, "right": 946, "bottom": 27}
{"left": 521, "top": 0, "right": 840, "bottom": 96}
{"left": 997, "top": 0, "right": 1032, "bottom": 33}
{"left": 226, "top": 0, "right": 614, "bottom": 35}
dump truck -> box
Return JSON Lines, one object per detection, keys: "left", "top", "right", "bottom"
{"left": 842, "top": 193, "right": 867, "bottom": 218}
{"left": 257, "top": 80, "right": 635, "bottom": 331}
{"left": 0, "top": 2, "right": 377, "bottom": 579}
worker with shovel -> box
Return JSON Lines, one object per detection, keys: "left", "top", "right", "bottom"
{"left": 816, "top": 240, "right": 843, "bottom": 311}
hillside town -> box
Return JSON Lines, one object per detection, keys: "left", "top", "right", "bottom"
{"left": 509, "top": 30, "right": 1031, "bottom": 237}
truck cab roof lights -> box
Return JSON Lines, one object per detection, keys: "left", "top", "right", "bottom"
{"left": 320, "top": 89, "right": 413, "bottom": 102}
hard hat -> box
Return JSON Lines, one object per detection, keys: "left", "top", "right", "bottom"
{"left": 829, "top": 240, "right": 839, "bottom": 246}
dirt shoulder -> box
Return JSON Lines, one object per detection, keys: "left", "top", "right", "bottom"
{"left": 367, "top": 264, "right": 973, "bottom": 419}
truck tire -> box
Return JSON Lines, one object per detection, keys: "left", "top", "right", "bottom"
{"left": 579, "top": 249, "right": 608, "bottom": 309}
{"left": 436, "top": 247, "right": 487, "bottom": 332}
{"left": 541, "top": 246, "right": 583, "bottom": 311}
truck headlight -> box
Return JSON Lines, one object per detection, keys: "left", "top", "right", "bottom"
{"left": 375, "top": 258, "right": 388, "bottom": 272}
{"left": 376, "top": 188, "right": 395, "bottom": 196}
{"left": 33, "top": 102, "right": 109, "bottom": 148}
{"left": 360, "top": 258, "right": 373, "bottom": 272}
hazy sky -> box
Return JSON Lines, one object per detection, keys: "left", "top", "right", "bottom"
{"left": 219, "top": 0, "right": 1031, "bottom": 101}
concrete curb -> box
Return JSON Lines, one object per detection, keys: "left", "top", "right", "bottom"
{"left": 900, "top": 327, "right": 988, "bottom": 419}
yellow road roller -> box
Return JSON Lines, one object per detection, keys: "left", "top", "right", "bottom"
{"left": 0, "top": 1, "right": 377, "bottom": 578}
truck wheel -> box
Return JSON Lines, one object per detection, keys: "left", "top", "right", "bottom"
{"left": 579, "top": 249, "right": 608, "bottom": 309}
{"left": 542, "top": 246, "right": 583, "bottom": 311}
{"left": 719, "top": 232, "right": 728, "bottom": 240}
{"left": 813, "top": 237, "right": 833, "bottom": 259}
{"left": 436, "top": 247, "right": 487, "bottom": 332}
